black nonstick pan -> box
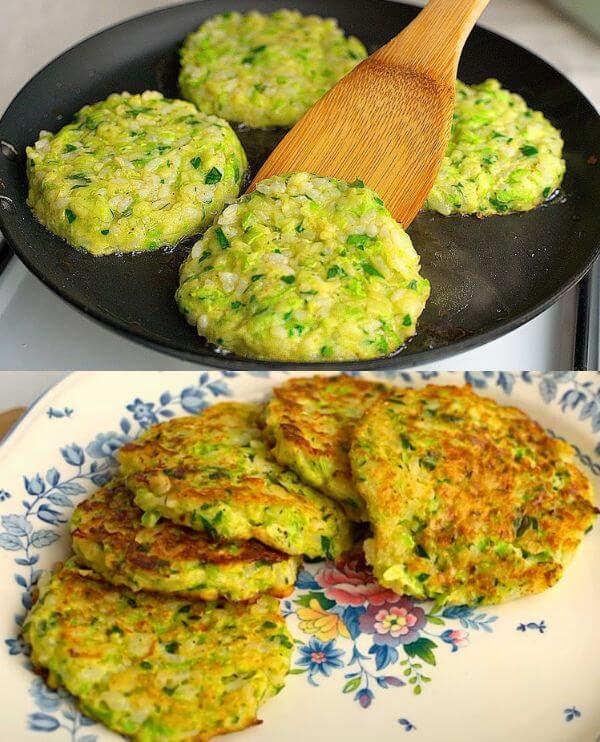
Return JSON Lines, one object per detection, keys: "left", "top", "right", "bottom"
{"left": 0, "top": 0, "right": 598, "bottom": 370}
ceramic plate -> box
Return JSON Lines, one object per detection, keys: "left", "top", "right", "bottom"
{"left": 0, "top": 371, "right": 598, "bottom": 742}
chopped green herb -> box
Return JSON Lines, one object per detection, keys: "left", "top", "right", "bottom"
{"left": 362, "top": 262, "right": 384, "bottom": 279}
{"left": 198, "top": 515, "right": 218, "bottom": 539}
{"left": 402, "top": 314, "right": 412, "bottom": 326}
{"left": 400, "top": 434, "right": 415, "bottom": 451}
{"left": 215, "top": 227, "right": 230, "bottom": 249}
{"left": 205, "top": 167, "right": 223, "bottom": 184}
{"left": 489, "top": 196, "right": 509, "bottom": 212}
{"left": 415, "top": 543, "right": 429, "bottom": 559}
{"left": 275, "top": 634, "right": 293, "bottom": 649}
{"left": 281, "top": 275, "right": 295, "bottom": 284}
{"left": 251, "top": 274, "right": 265, "bottom": 282}
{"left": 321, "top": 535, "right": 333, "bottom": 560}
{"left": 347, "top": 234, "right": 375, "bottom": 249}
{"left": 65, "top": 209, "right": 76, "bottom": 223}
{"left": 420, "top": 453, "right": 438, "bottom": 471}
{"left": 242, "top": 44, "right": 268, "bottom": 63}
{"left": 520, "top": 145, "right": 538, "bottom": 157}
{"left": 515, "top": 514, "right": 538, "bottom": 537}
{"left": 190, "top": 156, "right": 202, "bottom": 169}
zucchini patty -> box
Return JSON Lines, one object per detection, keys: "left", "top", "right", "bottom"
{"left": 176, "top": 173, "right": 430, "bottom": 361}
{"left": 350, "top": 385, "right": 598, "bottom": 606}
{"left": 263, "top": 374, "right": 389, "bottom": 519}
{"left": 179, "top": 9, "right": 366, "bottom": 128}
{"left": 26, "top": 91, "right": 246, "bottom": 255}
{"left": 71, "top": 479, "right": 300, "bottom": 601}
{"left": 118, "top": 402, "right": 353, "bottom": 559}
{"left": 425, "top": 79, "right": 565, "bottom": 215}
{"left": 24, "top": 560, "right": 292, "bottom": 741}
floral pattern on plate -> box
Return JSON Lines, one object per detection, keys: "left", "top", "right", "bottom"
{"left": 284, "top": 550, "right": 496, "bottom": 705}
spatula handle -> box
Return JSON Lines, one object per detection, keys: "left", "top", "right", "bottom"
{"left": 374, "top": 0, "right": 490, "bottom": 77}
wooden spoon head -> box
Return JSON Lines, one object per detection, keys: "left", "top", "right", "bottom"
{"left": 249, "top": 58, "right": 455, "bottom": 227}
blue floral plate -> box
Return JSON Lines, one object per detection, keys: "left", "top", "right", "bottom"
{"left": 0, "top": 371, "right": 598, "bottom": 742}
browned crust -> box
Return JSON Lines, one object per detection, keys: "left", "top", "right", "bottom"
{"left": 352, "top": 384, "right": 597, "bottom": 601}
{"left": 269, "top": 374, "right": 389, "bottom": 462}
{"left": 72, "top": 480, "right": 289, "bottom": 571}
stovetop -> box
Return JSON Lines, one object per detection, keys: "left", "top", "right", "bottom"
{"left": 0, "top": 245, "right": 582, "bottom": 370}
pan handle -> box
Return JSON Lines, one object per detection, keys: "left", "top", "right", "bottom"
{"left": 0, "top": 233, "right": 12, "bottom": 277}
{"left": 573, "top": 260, "right": 600, "bottom": 370}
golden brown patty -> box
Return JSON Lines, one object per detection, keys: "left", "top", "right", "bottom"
{"left": 24, "top": 560, "right": 292, "bottom": 741}
{"left": 263, "top": 375, "right": 389, "bottom": 519}
{"left": 70, "top": 479, "right": 300, "bottom": 601}
{"left": 350, "top": 384, "right": 598, "bottom": 605}
{"left": 118, "top": 402, "right": 353, "bottom": 559}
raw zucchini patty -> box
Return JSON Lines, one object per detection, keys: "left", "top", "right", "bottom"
{"left": 263, "top": 374, "right": 389, "bottom": 519}
{"left": 118, "top": 402, "right": 353, "bottom": 559}
{"left": 176, "top": 173, "right": 430, "bottom": 361}
{"left": 350, "top": 385, "right": 598, "bottom": 606}
{"left": 179, "top": 9, "right": 366, "bottom": 128}
{"left": 70, "top": 479, "right": 300, "bottom": 601}
{"left": 425, "top": 79, "right": 565, "bottom": 215}
{"left": 26, "top": 91, "right": 246, "bottom": 255}
{"left": 24, "top": 560, "right": 292, "bottom": 741}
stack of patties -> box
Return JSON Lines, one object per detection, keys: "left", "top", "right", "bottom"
{"left": 24, "top": 400, "right": 353, "bottom": 742}
{"left": 263, "top": 375, "right": 597, "bottom": 606}
{"left": 22, "top": 375, "right": 597, "bottom": 742}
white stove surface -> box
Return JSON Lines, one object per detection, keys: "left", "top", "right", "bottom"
{"left": 0, "top": 0, "right": 598, "bottom": 371}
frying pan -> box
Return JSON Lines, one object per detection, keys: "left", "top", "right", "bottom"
{"left": 0, "top": 0, "right": 598, "bottom": 370}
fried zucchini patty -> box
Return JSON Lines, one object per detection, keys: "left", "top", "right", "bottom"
{"left": 26, "top": 91, "right": 246, "bottom": 254}
{"left": 70, "top": 479, "right": 299, "bottom": 601}
{"left": 425, "top": 79, "right": 565, "bottom": 215}
{"left": 118, "top": 402, "right": 353, "bottom": 559}
{"left": 350, "top": 385, "right": 597, "bottom": 605}
{"left": 24, "top": 561, "right": 292, "bottom": 741}
{"left": 263, "top": 375, "right": 389, "bottom": 519}
{"left": 176, "top": 173, "right": 430, "bottom": 361}
{"left": 179, "top": 10, "right": 366, "bottom": 128}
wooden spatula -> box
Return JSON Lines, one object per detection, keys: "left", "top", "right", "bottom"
{"left": 250, "top": 0, "right": 490, "bottom": 227}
